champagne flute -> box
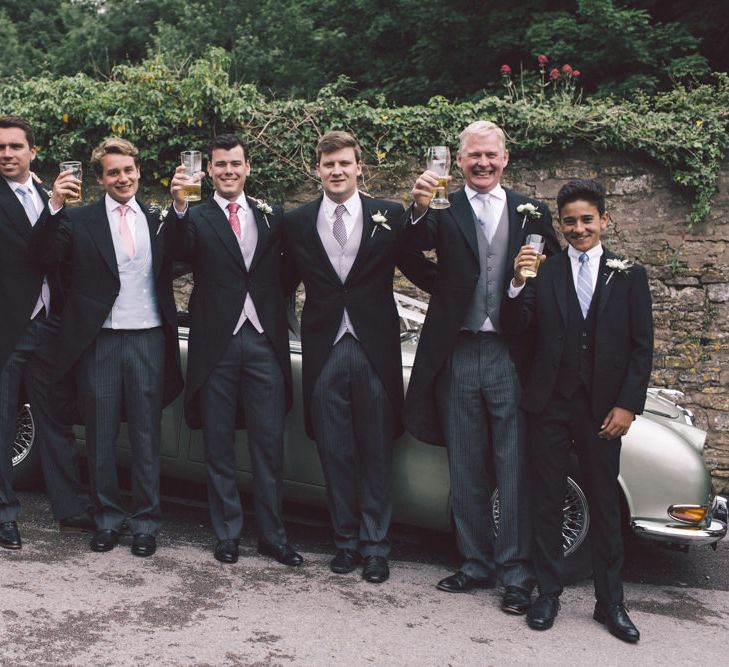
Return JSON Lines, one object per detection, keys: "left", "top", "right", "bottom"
{"left": 426, "top": 146, "right": 451, "bottom": 209}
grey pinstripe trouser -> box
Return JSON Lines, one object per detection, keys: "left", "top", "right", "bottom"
{"left": 435, "top": 331, "right": 534, "bottom": 589}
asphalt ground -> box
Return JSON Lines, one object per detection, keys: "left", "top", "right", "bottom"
{"left": 1, "top": 486, "right": 727, "bottom": 666}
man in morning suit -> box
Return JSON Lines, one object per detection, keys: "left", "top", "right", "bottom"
{"left": 503, "top": 179, "right": 652, "bottom": 642}
{"left": 170, "top": 134, "right": 302, "bottom": 567}
{"left": 284, "top": 131, "right": 431, "bottom": 583}
{"left": 0, "top": 115, "right": 93, "bottom": 550}
{"left": 404, "top": 121, "right": 559, "bottom": 613}
{"left": 38, "top": 137, "right": 183, "bottom": 557}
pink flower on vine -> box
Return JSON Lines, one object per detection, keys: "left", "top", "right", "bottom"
{"left": 537, "top": 54, "right": 549, "bottom": 66}
{"left": 562, "top": 64, "right": 573, "bottom": 75}
{"left": 500, "top": 64, "right": 512, "bottom": 76}
{"left": 549, "top": 68, "right": 560, "bottom": 81}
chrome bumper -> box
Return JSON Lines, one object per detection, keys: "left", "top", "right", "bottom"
{"left": 631, "top": 495, "right": 727, "bottom": 546}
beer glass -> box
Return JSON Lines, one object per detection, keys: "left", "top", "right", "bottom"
{"left": 426, "top": 146, "right": 451, "bottom": 209}
{"left": 522, "top": 234, "right": 545, "bottom": 278}
{"left": 60, "top": 161, "right": 82, "bottom": 204}
{"left": 180, "top": 150, "right": 203, "bottom": 202}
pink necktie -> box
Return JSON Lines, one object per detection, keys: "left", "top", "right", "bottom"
{"left": 227, "top": 202, "right": 242, "bottom": 238}
{"left": 116, "top": 204, "right": 135, "bottom": 258}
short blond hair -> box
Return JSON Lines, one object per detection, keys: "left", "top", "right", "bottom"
{"left": 90, "top": 137, "right": 140, "bottom": 177}
{"left": 316, "top": 131, "right": 362, "bottom": 164}
{"left": 459, "top": 121, "right": 507, "bottom": 154}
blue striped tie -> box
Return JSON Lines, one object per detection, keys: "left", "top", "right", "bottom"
{"left": 577, "top": 252, "right": 593, "bottom": 318}
{"left": 16, "top": 185, "right": 39, "bottom": 225}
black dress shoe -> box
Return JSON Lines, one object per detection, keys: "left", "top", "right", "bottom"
{"left": 594, "top": 602, "right": 640, "bottom": 643}
{"left": 89, "top": 529, "right": 119, "bottom": 553}
{"left": 131, "top": 533, "right": 157, "bottom": 557}
{"left": 526, "top": 594, "right": 560, "bottom": 630}
{"left": 59, "top": 512, "right": 95, "bottom": 533}
{"left": 257, "top": 541, "right": 304, "bottom": 566}
{"left": 436, "top": 571, "right": 495, "bottom": 593}
{"left": 0, "top": 521, "right": 21, "bottom": 550}
{"left": 214, "top": 539, "right": 240, "bottom": 564}
{"left": 329, "top": 548, "right": 362, "bottom": 574}
{"left": 362, "top": 555, "right": 389, "bottom": 583}
{"left": 502, "top": 586, "right": 531, "bottom": 615}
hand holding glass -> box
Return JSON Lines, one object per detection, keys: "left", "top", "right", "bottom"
{"left": 521, "top": 234, "right": 545, "bottom": 278}
{"left": 59, "top": 161, "right": 82, "bottom": 204}
{"left": 180, "top": 151, "right": 202, "bottom": 202}
{"left": 425, "top": 146, "right": 451, "bottom": 209}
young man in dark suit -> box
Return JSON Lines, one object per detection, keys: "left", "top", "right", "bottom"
{"left": 170, "top": 134, "right": 302, "bottom": 567}
{"left": 0, "top": 115, "right": 92, "bottom": 550}
{"left": 503, "top": 179, "right": 653, "bottom": 642}
{"left": 284, "top": 131, "right": 433, "bottom": 583}
{"left": 405, "top": 121, "right": 559, "bottom": 614}
{"left": 38, "top": 137, "right": 183, "bottom": 557}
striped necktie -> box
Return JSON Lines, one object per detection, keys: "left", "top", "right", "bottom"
{"left": 577, "top": 252, "right": 593, "bottom": 318}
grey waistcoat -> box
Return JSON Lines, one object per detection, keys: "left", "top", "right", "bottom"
{"left": 462, "top": 203, "right": 509, "bottom": 333}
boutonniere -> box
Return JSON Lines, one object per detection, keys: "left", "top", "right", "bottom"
{"left": 44, "top": 189, "right": 53, "bottom": 198}
{"left": 605, "top": 257, "right": 634, "bottom": 284}
{"left": 516, "top": 202, "right": 542, "bottom": 228}
{"left": 371, "top": 210, "right": 391, "bottom": 237}
{"left": 254, "top": 198, "right": 272, "bottom": 228}
{"left": 148, "top": 205, "right": 169, "bottom": 235}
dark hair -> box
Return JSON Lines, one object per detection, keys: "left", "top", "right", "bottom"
{"left": 210, "top": 134, "right": 248, "bottom": 160}
{"left": 556, "top": 179, "right": 606, "bottom": 216}
{"left": 316, "top": 131, "right": 361, "bottom": 164}
{"left": 90, "top": 137, "right": 139, "bottom": 177}
{"left": 0, "top": 115, "right": 35, "bottom": 147}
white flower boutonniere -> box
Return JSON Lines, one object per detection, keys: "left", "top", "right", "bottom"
{"left": 371, "top": 210, "right": 391, "bottom": 237}
{"left": 44, "top": 189, "right": 53, "bottom": 199}
{"left": 605, "top": 257, "right": 634, "bottom": 284}
{"left": 148, "top": 205, "right": 170, "bottom": 235}
{"left": 516, "top": 202, "right": 542, "bottom": 228}
{"left": 254, "top": 199, "right": 273, "bottom": 228}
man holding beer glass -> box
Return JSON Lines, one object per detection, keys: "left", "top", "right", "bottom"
{"left": 403, "top": 121, "right": 559, "bottom": 614}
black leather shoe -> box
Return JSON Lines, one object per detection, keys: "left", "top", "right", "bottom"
{"left": 502, "top": 586, "right": 531, "bottom": 615}
{"left": 0, "top": 521, "right": 21, "bottom": 550}
{"left": 131, "top": 533, "right": 157, "bottom": 557}
{"left": 526, "top": 594, "right": 560, "bottom": 630}
{"left": 436, "top": 571, "right": 495, "bottom": 593}
{"left": 258, "top": 541, "right": 304, "bottom": 566}
{"left": 329, "top": 548, "right": 361, "bottom": 574}
{"left": 362, "top": 555, "right": 389, "bottom": 583}
{"left": 594, "top": 602, "right": 640, "bottom": 643}
{"left": 89, "top": 529, "right": 119, "bottom": 553}
{"left": 214, "top": 539, "right": 240, "bottom": 564}
{"left": 59, "top": 512, "right": 95, "bottom": 533}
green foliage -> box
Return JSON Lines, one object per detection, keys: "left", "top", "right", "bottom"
{"left": 0, "top": 0, "right": 717, "bottom": 103}
{"left": 1, "top": 55, "right": 727, "bottom": 226}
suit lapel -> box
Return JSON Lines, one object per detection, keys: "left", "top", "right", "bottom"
{"left": 0, "top": 177, "right": 35, "bottom": 241}
{"left": 200, "top": 197, "right": 246, "bottom": 271}
{"left": 346, "top": 195, "right": 378, "bottom": 282}
{"left": 450, "top": 188, "right": 479, "bottom": 260}
{"left": 247, "top": 196, "right": 268, "bottom": 274}
{"left": 504, "top": 189, "right": 526, "bottom": 264}
{"left": 87, "top": 198, "right": 120, "bottom": 279}
{"left": 139, "top": 200, "right": 162, "bottom": 278}
{"left": 552, "top": 249, "right": 570, "bottom": 325}
{"left": 304, "top": 197, "right": 342, "bottom": 283}
{"left": 597, "top": 248, "right": 615, "bottom": 320}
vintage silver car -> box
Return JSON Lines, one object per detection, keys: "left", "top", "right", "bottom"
{"left": 11, "top": 294, "right": 727, "bottom": 567}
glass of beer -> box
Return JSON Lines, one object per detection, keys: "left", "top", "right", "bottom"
{"left": 522, "top": 234, "right": 546, "bottom": 278}
{"left": 426, "top": 146, "right": 451, "bottom": 209}
{"left": 60, "top": 161, "right": 82, "bottom": 204}
{"left": 180, "top": 150, "right": 202, "bottom": 202}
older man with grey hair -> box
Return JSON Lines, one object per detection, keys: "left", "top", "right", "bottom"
{"left": 404, "top": 121, "right": 559, "bottom": 614}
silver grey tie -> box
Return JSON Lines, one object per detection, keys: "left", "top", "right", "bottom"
{"left": 16, "top": 185, "right": 39, "bottom": 225}
{"left": 332, "top": 204, "right": 347, "bottom": 247}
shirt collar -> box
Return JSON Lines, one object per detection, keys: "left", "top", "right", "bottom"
{"left": 568, "top": 242, "right": 603, "bottom": 262}
{"left": 214, "top": 191, "right": 248, "bottom": 213}
{"left": 322, "top": 191, "right": 361, "bottom": 219}
{"left": 5, "top": 174, "right": 35, "bottom": 194}
{"left": 464, "top": 183, "right": 505, "bottom": 203}
{"left": 105, "top": 193, "right": 142, "bottom": 218}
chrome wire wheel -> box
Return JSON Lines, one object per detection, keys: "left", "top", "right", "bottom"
{"left": 491, "top": 476, "right": 590, "bottom": 556}
{"left": 11, "top": 404, "right": 35, "bottom": 467}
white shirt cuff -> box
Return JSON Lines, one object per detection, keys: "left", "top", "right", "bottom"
{"left": 507, "top": 281, "right": 526, "bottom": 298}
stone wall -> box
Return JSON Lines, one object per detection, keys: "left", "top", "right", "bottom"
{"left": 173, "top": 148, "right": 729, "bottom": 493}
